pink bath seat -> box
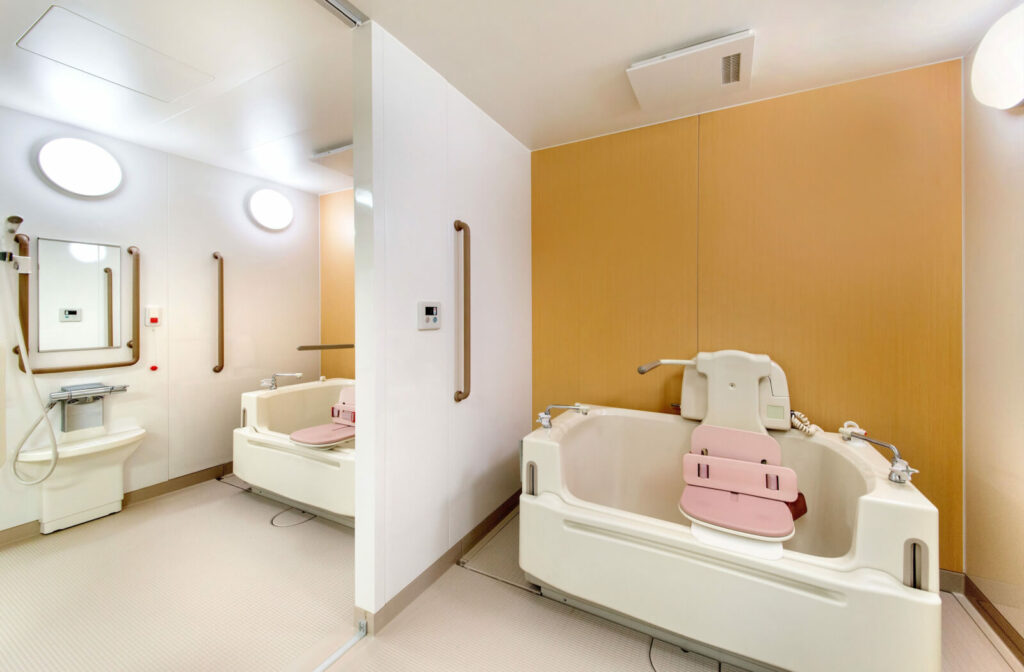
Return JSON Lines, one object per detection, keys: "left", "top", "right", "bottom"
{"left": 289, "top": 423, "right": 355, "bottom": 449}
{"left": 680, "top": 423, "right": 803, "bottom": 540}
{"left": 680, "top": 487, "right": 794, "bottom": 539}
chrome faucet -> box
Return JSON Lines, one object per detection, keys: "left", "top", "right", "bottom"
{"left": 839, "top": 421, "right": 919, "bottom": 484}
{"left": 261, "top": 373, "right": 303, "bottom": 390}
{"left": 537, "top": 404, "right": 588, "bottom": 429}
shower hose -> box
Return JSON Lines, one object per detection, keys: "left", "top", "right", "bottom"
{"left": 0, "top": 254, "right": 59, "bottom": 485}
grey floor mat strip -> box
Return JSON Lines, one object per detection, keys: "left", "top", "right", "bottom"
{"left": 459, "top": 508, "right": 539, "bottom": 593}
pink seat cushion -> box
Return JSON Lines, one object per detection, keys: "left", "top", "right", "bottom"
{"left": 290, "top": 423, "right": 355, "bottom": 447}
{"left": 690, "top": 424, "right": 782, "bottom": 464}
{"left": 680, "top": 486, "right": 794, "bottom": 538}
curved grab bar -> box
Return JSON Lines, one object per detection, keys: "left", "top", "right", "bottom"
{"left": 454, "top": 220, "right": 471, "bottom": 402}
{"left": 14, "top": 241, "right": 141, "bottom": 374}
{"left": 212, "top": 251, "right": 224, "bottom": 373}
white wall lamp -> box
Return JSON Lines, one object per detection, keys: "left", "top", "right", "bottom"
{"left": 971, "top": 3, "right": 1024, "bottom": 109}
{"left": 248, "top": 188, "right": 294, "bottom": 231}
{"left": 37, "top": 137, "right": 123, "bottom": 197}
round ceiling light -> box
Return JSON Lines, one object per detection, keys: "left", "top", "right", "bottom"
{"left": 37, "top": 138, "right": 123, "bottom": 197}
{"left": 248, "top": 188, "right": 294, "bottom": 230}
{"left": 971, "top": 3, "right": 1024, "bottom": 110}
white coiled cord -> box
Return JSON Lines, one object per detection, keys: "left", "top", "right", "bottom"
{"left": 790, "top": 410, "right": 821, "bottom": 436}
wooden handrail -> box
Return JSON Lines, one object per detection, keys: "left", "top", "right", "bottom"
{"left": 104, "top": 267, "right": 113, "bottom": 347}
{"left": 454, "top": 220, "right": 471, "bottom": 402}
{"left": 212, "top": 252, "right": 224, "bottom": 373}
{"left": 296, "top": 343, "right": 354, "bottom": 351}
{"left": 13, "top": 238, "right": 141, "bottom": 374}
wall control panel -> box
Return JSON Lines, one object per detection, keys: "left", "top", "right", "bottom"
{"left": 417, "top": 302, "right": 440, "bottom": 330}
{"left": 59, "top": 308, "right": 82, "bottom": 322}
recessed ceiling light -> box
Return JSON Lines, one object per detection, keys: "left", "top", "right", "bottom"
{"left": 37, "top": 137, "right": 123, "bottom": 197}
{"left": 971, "top": 4, "right": 1024, "bottom": 110}
{"left": 248, "top": 189, "right": 294, "bottom": 230}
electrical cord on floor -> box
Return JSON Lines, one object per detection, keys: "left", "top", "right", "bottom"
{"left": 270, "top": 507, "right": 316, "bottom": 527}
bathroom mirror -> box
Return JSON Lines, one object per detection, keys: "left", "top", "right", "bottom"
{"left": 36, "top": 238, "right": 121, "bottom": 352}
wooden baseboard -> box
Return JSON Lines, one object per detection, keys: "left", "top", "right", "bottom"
{"left": 123, "top": 462, "right": 232, "bottom": 507}
{"left": 0, "top": 521, "right": 39, "bottom": 550}
{"left": 965, "top": 575, "right": 1024, "bottom": 665}
{"left": 357, "top": 490, "right": 521, "bottom": 634}
{"left": 0, "top": 462, "right": 233, "bottom": 548}
{"left": 941, "top": 569, "right": 965, "bottom": 594}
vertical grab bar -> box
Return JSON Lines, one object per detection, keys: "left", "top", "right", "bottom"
{"left": 104, "top": 267, "right": 113, "bottom": 347}
{"left": 454, "top": 220, "right": 471, "bottom": 402}
{"left": 212, "top": 252, "right": 224, "bottom": 373}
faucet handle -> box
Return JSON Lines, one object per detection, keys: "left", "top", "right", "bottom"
{"left": 889, "top": 458, "right": 919, "bottom": 484}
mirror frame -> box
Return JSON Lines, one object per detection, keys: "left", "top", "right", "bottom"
{"left": 12, "top": 233, "right": 141, "bottom": 374}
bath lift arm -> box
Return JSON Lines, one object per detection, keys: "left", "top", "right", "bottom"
{"left": 536, "top": 404, "right": 588, "bottom": 429}
{"left": 637, "top": 359, "right": 695, "bottom": 375}
{"left": 839, "top": 421, "right": 919, "bottom": 484}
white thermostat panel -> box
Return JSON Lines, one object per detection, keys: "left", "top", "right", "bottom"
{"left": 417, "top": 302, "right": 440, "bottom": 330}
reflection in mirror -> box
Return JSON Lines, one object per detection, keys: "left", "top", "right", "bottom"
{"left": 37, "top": 238, "right": 121, "bottom": 352}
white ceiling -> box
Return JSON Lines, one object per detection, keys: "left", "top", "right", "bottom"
{"left": 0, "top": 1, "right": 1014, "bottom": 194}
{"left": 0, "top": 0, "right": 354, "bottom": 195}
{"left": 360, "top": 0, "right": 1018, "bottom": 149}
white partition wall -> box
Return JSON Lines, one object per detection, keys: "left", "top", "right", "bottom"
{"left": 353, "top": 22, "right": 532, "bottom": 614}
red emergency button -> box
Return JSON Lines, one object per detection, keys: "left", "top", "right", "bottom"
{"left": 150, "top": 365, "right": 158, "bottom": 371}
{"left": 149, "top": 317, "right": 158, "bottom": 324}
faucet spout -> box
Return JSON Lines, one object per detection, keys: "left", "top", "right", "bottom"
{"left": 536, "top": 404, "right": 588, "bottom": 429}
{"left": 261, "top": 372, "right": 303, "bottom": 390}
{"left": 839, "top": 421, "right": 918, "bottom": 484}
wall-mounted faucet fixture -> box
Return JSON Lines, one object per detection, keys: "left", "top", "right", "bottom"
{"left": 537, "top": 404, "right": 589, "bottom": 429}
{"left": 50, "top": 383, "right": 128, "bottom": 432}
{"left": 261, "top": 372, "right": 303, "bottom": 390}
{"left": 839, "top": 421, "right": 918, "bottom": 483}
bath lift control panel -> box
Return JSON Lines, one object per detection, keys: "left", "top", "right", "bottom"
{"left": 417, "top": 302, "right": 440, "bottom": 330}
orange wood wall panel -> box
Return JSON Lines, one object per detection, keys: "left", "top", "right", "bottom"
{"left": 697, "top": 61, "right": 962, "bottom": 570}
{"left": 530, "top": 61, "right": 963, "bottom": 571}
{"left": 320, "top": 189, "right": 356, "bottom": 379}
{"left": 532, "top": 119, "right": 699, "bottom": 419}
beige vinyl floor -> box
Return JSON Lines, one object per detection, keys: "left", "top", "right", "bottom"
{"left": 0, "top": 477, "right": 356, "bottom": 672}
{"left": 332, "top": 510, "right": 1024, "bottom": 672}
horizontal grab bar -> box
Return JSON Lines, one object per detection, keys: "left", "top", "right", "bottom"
{"left": 296, "top": 344, "right": 355, "bottom": 351}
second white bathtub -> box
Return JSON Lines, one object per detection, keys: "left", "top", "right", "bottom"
{"left": 232, "top": 378, "right": 354, "bottom": 521}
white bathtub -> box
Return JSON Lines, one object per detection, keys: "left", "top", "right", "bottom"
{"left": 232, "top": 378, "right": 354, "bottom": 522}
{"left": 519, "top": 405, "right": 940, "bottom": 672}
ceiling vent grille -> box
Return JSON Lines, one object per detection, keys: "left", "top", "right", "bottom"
{"left": 626, "top": 30, "right": 754, "bottom": 111}
{"left": 722, "top": 53, "right": 741, "bottom": 84}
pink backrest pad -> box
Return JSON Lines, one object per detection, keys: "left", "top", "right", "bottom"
{"left": 683, "top": 453, "right": 798, "bottom": 502}
{"left": 680, "top": 487, "right": 795, "bottom": 538}
{"left": 290, "top": 423, "right": 356, "bottom": 446}
{"left": 690, "top": 424, "right": 781, "bottom": 465}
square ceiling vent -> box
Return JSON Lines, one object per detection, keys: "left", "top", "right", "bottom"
{"left": 626, "top": 30, "right": 754, "bottom": 110}
{"left": 17, "top": 6, "right": 213, "bottom": 103}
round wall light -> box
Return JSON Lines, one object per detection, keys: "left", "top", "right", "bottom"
{"left": 971, "top": 3, "right": 1024, "bottom": 109}
{"left": 248, "top": 188, "right": 294, "bottom": 230}
{"left": 37, "top": 138, "right": 123, "bottom": 197}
